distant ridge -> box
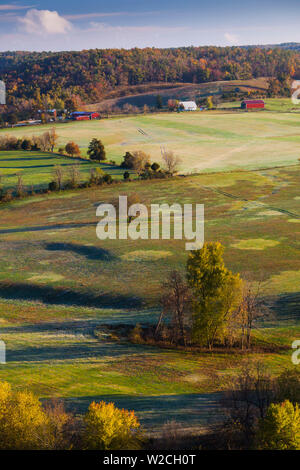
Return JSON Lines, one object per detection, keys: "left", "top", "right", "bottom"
{"left": 244, "top": 42, "right": 300, "bottom": 51}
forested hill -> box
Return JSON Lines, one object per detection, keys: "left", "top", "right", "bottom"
{"left": 0, "top": 46, "right": 299, "bottom": 107}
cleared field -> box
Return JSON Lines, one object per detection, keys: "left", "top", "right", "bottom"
{"left": 2, "top": 108, "right": 300, "bottom": 173}
{"left": 0, "top": 164, "right": 299, "bottom": 429}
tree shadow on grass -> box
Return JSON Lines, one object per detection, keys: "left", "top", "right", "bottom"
{"left": 0, "top": 162, "right": 92, "bottom": 170}
{"left": 44, "top": 242, "right": 116, "bottom": 261}
{"left": 0, "top": 157, "right": 59, "bottom": 162}
{"left": 0, "top": 281, "right": 142, "bottom": 309}
{"left": 268, "top": 292, "right": 300, "bottom": 324}
{"left": 0, "top": 222, "right": 96, "bottom": 235}
{"left": 63, "top": 393, "right": 223, "bottom": 429}
{"left": 7, "top": 340, "right": 145, "bottom": 363}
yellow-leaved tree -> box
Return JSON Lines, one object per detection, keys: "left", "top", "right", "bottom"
{"left": 0, "top": 382, "right": 73, "bottom": 450}
{"left": 255, "top": 400, "right": 300, "bottom": 450}
{"left": 187, "top": 242, "right": 243, "bottom": 348}
{"left": 0, "top": 381, "right": 50, "bottom": 450}
{"left": 83, "top": 401, "right": 143, "bottom": 450}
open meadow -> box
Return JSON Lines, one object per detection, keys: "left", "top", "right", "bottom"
{"left": 0, "top": 151, "right": 125, "bottom": 191}
{"left": 0, "top": 157, "right": 299, "bottom": 431}
{"left": 1, "top": 107, "right": 300, "bottom": 176}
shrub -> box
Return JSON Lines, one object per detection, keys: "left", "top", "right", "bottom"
{"left": 151, "top": 162, "right": 160, "bottom": 171}
{"left": 0, "top": 189, "right": 13, "bottom": 202}
{"left": 103, "top": 173, "right": 113, "bottom": 184}
{"left": 43, "top": 399, "right": 75, "bottom": 450}
{"left": 21, "top": 139, "right": 31, "bottom": 151}
{"left": 129, "top": 324, "right": 144, "bottom": 344}
{"left": 49, "top": 181, "right": 58, "bottom": 191}
{"left": 89, "top": 167, "right": 105, "bottom": 185}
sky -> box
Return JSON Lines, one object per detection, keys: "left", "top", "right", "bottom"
{"left": 1, "top": 0, "right": 300, "bottom": 51}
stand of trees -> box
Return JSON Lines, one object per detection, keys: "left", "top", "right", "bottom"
{"left": 0, "top": 381, "right": 143, "bottom": 450}
{"left": 130, "top": 242, "right": 269, "bottom": 350}
{"left": 0, "top": 129, "right": 58, "bottom": 152}
{"left": 0, "top": 46, "right": 298, "bottom": 121}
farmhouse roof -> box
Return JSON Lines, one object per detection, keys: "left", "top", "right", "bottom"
{"left": 179, "top": 101, "right": 197, "bottom": 106}
{"left": 241, "top": 99, "right": 265, "bottom": 104}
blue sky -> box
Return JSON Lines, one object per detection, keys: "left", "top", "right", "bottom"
{"left": 1, "top": 0, "right": 300, "bottom": 51}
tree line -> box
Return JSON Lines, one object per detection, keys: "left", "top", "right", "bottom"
{"left": 1, "top": 46, "right": 299, "bottom": 120}
{"left": 0, "top": 133, "right": 181, "bottom": 202}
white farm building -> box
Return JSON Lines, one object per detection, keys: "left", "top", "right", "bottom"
{"left": 179, "top": 101, "right": 197, "bottom": 111}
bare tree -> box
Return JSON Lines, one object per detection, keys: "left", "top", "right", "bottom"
{"left": 68, "top": 164, "right": 81, "bottom": 188}
{"left": 162, "top": 150, "right": 181, "bottom": 174}
{"left": 16, "top": 173, "right": 25, "bottom": 197}
{"left": 49, "top": 128, "right": 59, "bottom": 152}
{"left": 131, "top": 151, "right": 150, "bottom": 175}
{"left": 39, "top": 132, "right": 52, "bottom": 152}
{"left": 221, "top": 362, "right": 274, "bottom": 446}
{"left": 157, "top": 270, "right": 191, "bottom": 345}
{"left": 238, "top": 279, "right": 270, "bottom": 349}
{"left": 53, "top": 165, "right": 64, "bottom": 190}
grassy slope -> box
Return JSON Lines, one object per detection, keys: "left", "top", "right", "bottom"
{"left": 0, "top": 151, "right": 127, "bottom": 191}
{"left": 1, "top": 107, "right": 300, "bottom": 174}
{"left": 0, "top": 164, "right": 299, "bottom": 429}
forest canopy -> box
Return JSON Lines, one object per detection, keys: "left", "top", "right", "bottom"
{"left": 0, "top": 46, "right": 299, "bottom": 109}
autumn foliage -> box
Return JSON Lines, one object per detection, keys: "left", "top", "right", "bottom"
{"left": 83, "top": 401, "right": 143, "bottom": 450}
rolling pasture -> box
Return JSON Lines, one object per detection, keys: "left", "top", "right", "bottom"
{"left": 0, "top": 162, "right": 299, "bottom": 430}
{"left": 1, "top": 108, "right": 300, "bottom": 175}
{"left": 0, "top": 151, "right": 125, "bottom": 191}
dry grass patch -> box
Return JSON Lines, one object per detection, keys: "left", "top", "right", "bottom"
{"left": 121, "top": 250, "right": 173, "bottom": 262}
{"left": 231, "top": 239, "right": 280, "bottom": 250}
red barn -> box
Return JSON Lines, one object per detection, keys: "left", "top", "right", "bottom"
{"left": 241, "top": 99, "right": 265, "bottom": 110}
{"left": 70, "top": 111, "right": 100, "bottom": 121}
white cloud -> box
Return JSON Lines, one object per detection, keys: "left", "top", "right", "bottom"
{"left": 64, "top": 11, "right": 160, "bottom": 20}
{"left": 19, "top": 9, "right": 72, "bottom": 35}
{"left": 0, "top": 4, "right": 34, "bottom": 10}
{"left": 224, "top": 32, "right": 239, "bottom": 44}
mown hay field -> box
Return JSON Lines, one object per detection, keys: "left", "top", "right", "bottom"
{"left": 1, "top": 108, "right": 300, "bottom": 174}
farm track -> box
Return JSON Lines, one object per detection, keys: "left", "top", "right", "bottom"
{"left": 202, "top": 186, "right": 300, "bottom": 219}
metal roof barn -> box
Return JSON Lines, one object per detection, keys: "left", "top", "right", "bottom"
{"left": 241, "top": 100, "right": 265, "bottom": 109}
{"left": 179, "top": 101, "right": 197, "bottom": 111}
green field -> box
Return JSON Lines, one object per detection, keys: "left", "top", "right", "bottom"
{"left": 0, "top": 158, "right": 299, "bottom": 430}
{"left": 0, "top": 151, "right": 126, "bottom": 191}
{"left": 2, "top": 108, "right": 300, "bottom": 175}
